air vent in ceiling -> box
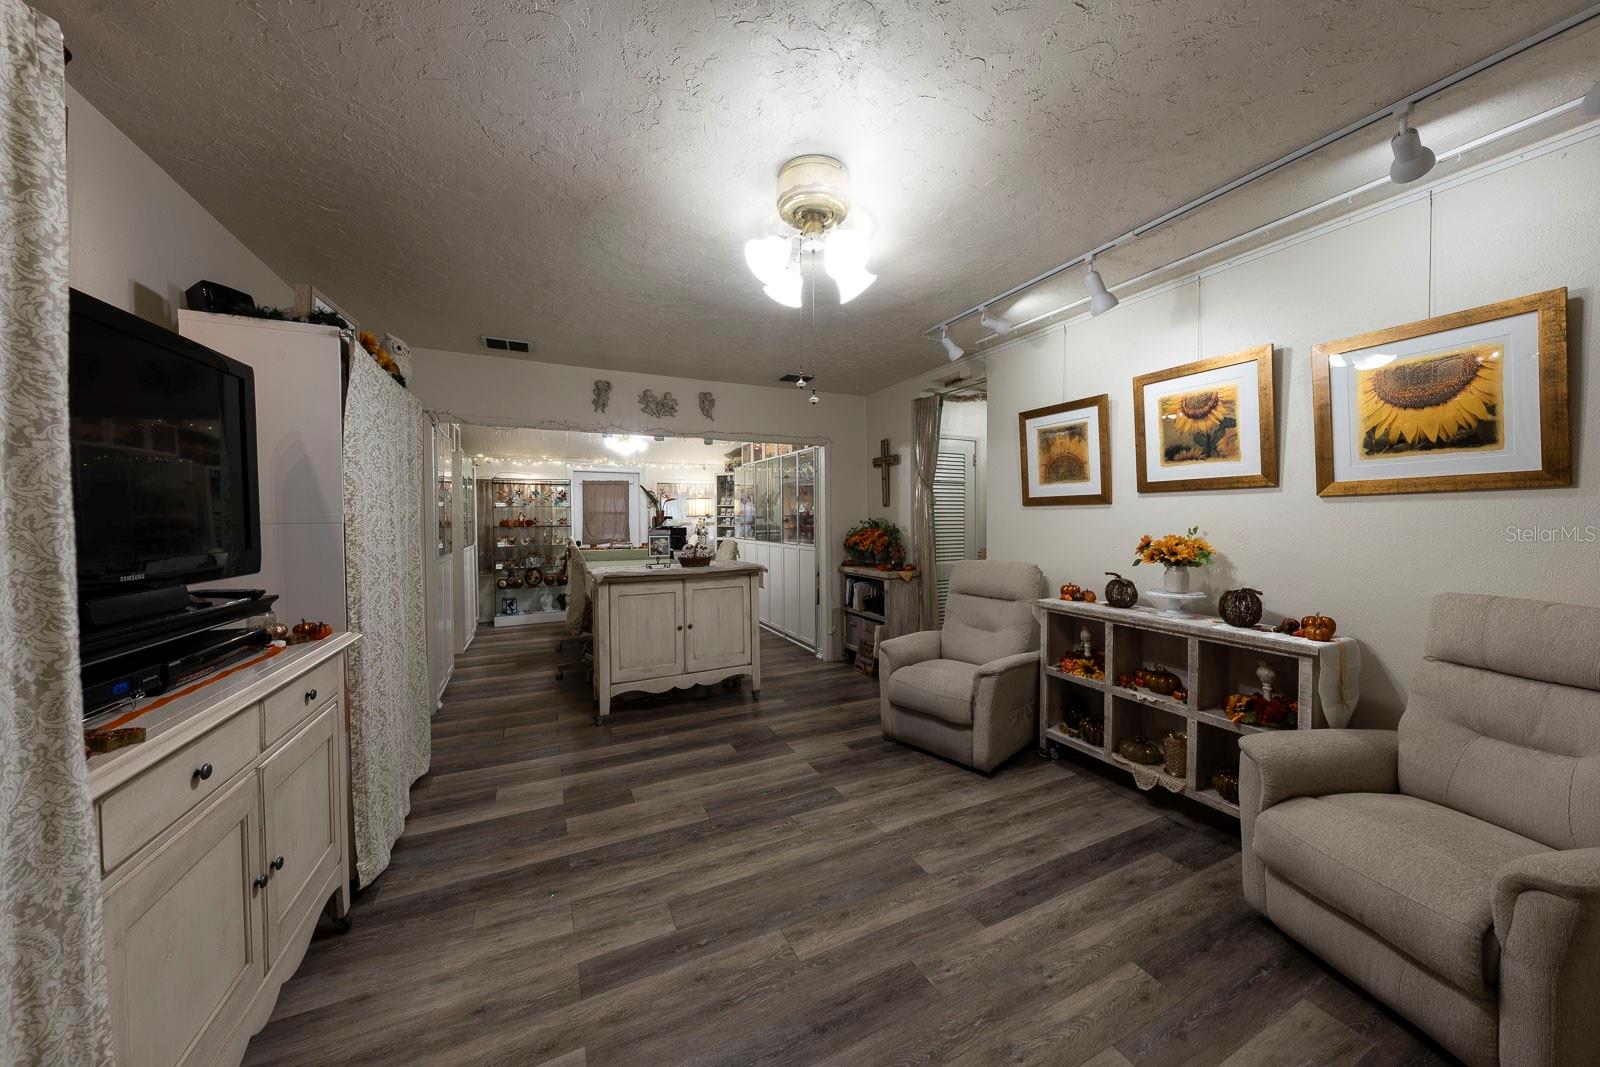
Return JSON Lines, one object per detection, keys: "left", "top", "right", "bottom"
{"left": 480, "top": 335, "right": 533, "bottom": 354}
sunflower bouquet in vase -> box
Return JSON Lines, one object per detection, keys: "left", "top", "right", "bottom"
{"left": 1133, "top": 526, "right": 1214, "bottom": 594}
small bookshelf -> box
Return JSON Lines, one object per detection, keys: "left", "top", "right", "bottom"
{"left": 840, "top": 565, "right": 921, "bottom": 663}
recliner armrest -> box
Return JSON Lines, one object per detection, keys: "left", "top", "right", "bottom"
{"left": 877, "top": 630, "right": 941, "bottom": 676}
{"left": 1239, "top": 729, "right": 1399, "bottom": 813}
{"left": 1237, "top": 729, "right": 1397, "bottom": 912}
{"left": 1492, "top": 848, "right": 1600, "bottom": 938}
{"left": 972, "top": 650, "right": 1039, "bottom": 681}
{"left": 1491, "top": 848, "right": 1600, "bottom": 1065}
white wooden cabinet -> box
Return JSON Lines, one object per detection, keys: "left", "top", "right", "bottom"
{"left": 592, "top": 562, "right": 763, "bottom": 721}
{"left": 89, "top": 636, "right": 357, "bottom": 1067}
{"left": 733, "top": 539, "right": 817, "bottom": 650}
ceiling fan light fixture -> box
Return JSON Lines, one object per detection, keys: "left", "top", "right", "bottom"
{"left": 1388, "top": 106, "right": 1436, "bottom": 184}
{"left": 748, "top": 155, "right": 874, "bottom": 307}
{"left": 939, "top": 327, "right": 964, "bottom": 362}
{"left": 979, "top": 306, "right": 1012, "bottom": 336}
{"left": 1084, "top": 256, "right": 1119, "bottom": 316}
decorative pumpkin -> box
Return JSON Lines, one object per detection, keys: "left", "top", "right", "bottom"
{"left": 1081, "top": 590, "right": 1097, "bottom": 603}
{"left": 1116, "top": 736, "right": 1163, "bottom": 766}
{"left": 1212, "top": 768, "right": 1240, "bottom": 803}
{"left": 1103, "top": 572, "right": 1138, "bottom": 609}
{"left": 1219, "top": 587, "right": 1264, "bottom": 628}
{"left": 1059, "top": 582, "right": 1081, "bottom": 601}
{"left": 1274, "top": 617, "right": 1299, "bottom": 634}
{"left": 1299, "top": 613, "right": 1338, "bottom": 641}
{"left": 1143, "top": 668, "right": 1181, "bottom": 697}
{"left": 1172, "top": 687, "right": 1188, "bottom": 703}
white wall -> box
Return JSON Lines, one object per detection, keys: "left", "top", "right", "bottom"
{"left": 65, "top": 86, "right": 291, "bottom": 324}
{"left": 411, "top": 349, "right": 870, "bottom": 655}
{"left": 866, "top": 129, "right": 1599, "bottom": 728}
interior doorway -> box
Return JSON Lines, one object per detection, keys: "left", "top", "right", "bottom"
{"left": 454, "top": 426, "right": 826, "bottom": 654}
{"left": 932, "top": 385, "right": 987, "bottom": 622}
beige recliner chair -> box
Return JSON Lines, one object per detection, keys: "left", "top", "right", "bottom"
{"left": 877, "top": 560, "right": 1045, "bottom": 773}
{"left": 1240, "top": 593, "right": 1600, "bottom": 1067}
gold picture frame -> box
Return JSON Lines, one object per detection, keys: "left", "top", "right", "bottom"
{"left": 1132, "top": 344, "right": 1277, "bottom": 493}
{"left": 1312, "top": 289, "right": 1568, "bottom": 497}
{"left": 1018, "top": 394, "right": 1111, "bottom": 507}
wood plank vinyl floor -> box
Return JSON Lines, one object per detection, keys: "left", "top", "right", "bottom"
{"left": 244, "top": 623, "right": 1456, "bottom": 1066}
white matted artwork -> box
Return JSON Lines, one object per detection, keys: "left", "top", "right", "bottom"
{"left": 1018, "top": 394, "right": 1111, "bottom": 506}
{"left": 1312, "top": 289, "right": 1569, "bottom": 496}
{"left": 1133, "top": 344, "right": 1277, "bottom": 493}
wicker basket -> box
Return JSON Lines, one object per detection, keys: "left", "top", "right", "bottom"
{"left": 1162, "top": 731, "right": 1187, "bottom": 777}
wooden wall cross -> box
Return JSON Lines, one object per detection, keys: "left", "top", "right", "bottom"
{"left": 872, "top": 438, "right": 900, "bottom": 506}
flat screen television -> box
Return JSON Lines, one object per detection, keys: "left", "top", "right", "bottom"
{"left": 68, "top": 290, "right": 261, "bottom": 619}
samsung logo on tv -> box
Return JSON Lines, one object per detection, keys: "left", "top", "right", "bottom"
{"left": 119, "top": 573, "right": 146, "bottom": 583}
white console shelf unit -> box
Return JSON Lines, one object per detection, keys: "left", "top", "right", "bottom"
{"left": 1036, "top": 599, "right": 1348, "bottom": 817}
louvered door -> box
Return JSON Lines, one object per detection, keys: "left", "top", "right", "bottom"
{"left": 933, "top": 437, "right": 979, "bottom": 623}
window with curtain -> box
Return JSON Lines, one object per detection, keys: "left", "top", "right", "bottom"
{"left": 582, "top": 480, "right": 631, "bottom": 544}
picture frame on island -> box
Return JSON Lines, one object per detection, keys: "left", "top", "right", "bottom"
{"left": 1018, "top": 393, "right": 1112, "bottom": 506}
{"left": 1133, "top": 343, "right": 1278, "bottom": 493}
{"left": 1311, "top": 288, "right": 1569, "bottom": 496}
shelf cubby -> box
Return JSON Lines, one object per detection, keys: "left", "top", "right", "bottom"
{"left": 1035, "top": 598, "right": 1345, "bottom": 819}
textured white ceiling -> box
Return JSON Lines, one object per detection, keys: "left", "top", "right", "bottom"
{"left": 47, "top": 0, "right": 1593, "bottom": 391}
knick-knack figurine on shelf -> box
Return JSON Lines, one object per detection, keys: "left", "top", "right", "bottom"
{"left": 1077, "top": 624, "right": 1093, "bottom": 657}
{"left": 1256, "top": 659, "right": 1276, "bottom": 701}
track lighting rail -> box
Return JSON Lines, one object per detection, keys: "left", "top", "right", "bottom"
{"left": 924, "top": 2, "right": 1600, "bottom": 338}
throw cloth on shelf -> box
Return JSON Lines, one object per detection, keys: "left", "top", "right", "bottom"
{"left": 1317, "top": 637, "right": 1361, "bottom": 729}
{"left": 343, "top": 350, "right": 431, "bottom": 886}
{"left": 0, "top": 3, "right": 115, "bottom": 1060}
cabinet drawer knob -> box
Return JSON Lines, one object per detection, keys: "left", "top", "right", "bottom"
{"left": 304, "top": 688, "right": 318, "bottom": 705}
{"left": 252, "top": 873, "right": 269, "bottom": 891}
{"left": 193, "top": 763, "right": 213, "bottom": 782}
{"left": 271, "top": 855, "right": 285, "bottom": 872}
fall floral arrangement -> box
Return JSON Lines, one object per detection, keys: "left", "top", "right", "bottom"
{"left": 1133, "top": 526, "right": 1214, "bottom": 569}
{"left": 1056, "top": 650, "right": 1105, "bottom": 681}
{"left": 1225, "top": 692, "right": 1299, "bottom": 729}
{"left": 843, "top": 519, "right": 905, "bottom": 566}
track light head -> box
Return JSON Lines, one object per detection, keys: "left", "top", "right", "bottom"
{"left": 1084, "top": 256, "right": 1119, "bottom": 316}
{"left": 1585, "top": 82, "right": 1600, "bottom": 117}
{"left": 1388, "top": 107, "right": 1436, "bottom": 184}
{"left": 938, "top": 327, "right": 964, "bottom": 362}
{"left": 979, "top": 306, "right": 1012, "bottom": 336}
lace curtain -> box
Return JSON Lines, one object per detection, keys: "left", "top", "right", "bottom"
{"left": 342, "top": 351, "right": 431, "bottom": 886}
{"left": 0, "top": 2, "right": 115, "bottom": 1060}
{"left": 582, "top": 480, "right": 631, "bottom": 544}
{"left": 910, "top": 395, "right": 942, "bottom": 630}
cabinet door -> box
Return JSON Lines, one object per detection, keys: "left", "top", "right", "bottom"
{"left": 261, "top": 702, "right": 341, "bottom": 966}
{"left": 797, "top": 546, "right": 817, "bottom": 646}
{"left": 103, "top": 775, "right": 263, "bottom": 1067}
{"left": 757, "top": 543, "right": 773, "bottom": 624}
{"left": 608, "top": 580, "right": 684, "bottom": 682}
{"left": 783, "top": 545, "right": 801, "bottom": 636}
{"left": 685, "top": 578, "right": 753, "bottom": 672}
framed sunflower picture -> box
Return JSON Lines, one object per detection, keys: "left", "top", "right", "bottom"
{"left": 1133, "top": 344, "right": 1277, "bottom": 493}
{"left": 1018, "top": 394, "right": 1111, "bottom": 506}
{"left": 1312, "top": 288, "right": 1569, "bottom": 497}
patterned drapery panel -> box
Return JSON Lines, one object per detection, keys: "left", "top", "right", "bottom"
{"left": 910, "top": 395, "right": 943, "bottom": 630}
{"left": 0, "top": 3, "right": 115, "bottom": 1060}
{"left": 582, "top": 480, "right": 631, "bottom": 544}
{"left": 342, "top": 352, "right": 431, "bottom": 886}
